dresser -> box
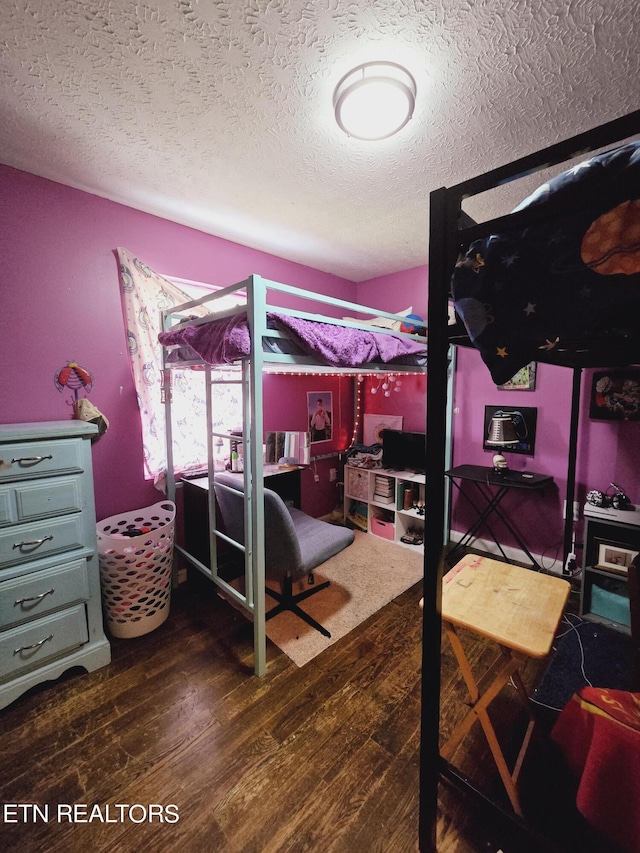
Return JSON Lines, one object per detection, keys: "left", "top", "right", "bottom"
{"left": 0, "top": 421, "right": 111, "bottom": 710}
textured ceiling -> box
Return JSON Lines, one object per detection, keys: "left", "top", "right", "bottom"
{"left": 1, "top": 0, "right": 638, "bottom": 281}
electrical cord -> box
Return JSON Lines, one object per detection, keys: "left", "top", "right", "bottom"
{"left": 526, "top": 612, "right": 593, "bottom": 713}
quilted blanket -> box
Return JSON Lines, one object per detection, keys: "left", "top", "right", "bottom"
{"left": 552, "top": 686, "right": 640, "bottom": 852}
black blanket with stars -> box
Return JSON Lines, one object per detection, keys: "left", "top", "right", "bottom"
{"left": 451, "top": 140, "right": 640, "bottom": 385}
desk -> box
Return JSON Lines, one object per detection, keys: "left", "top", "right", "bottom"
{"left": 445, "top": 464, "right": 554, "bottom": 571}
{"left": 181, "top": 466, "right": 302, "bottom": 570}
{"left": 441, "top": 554, "right": 570, "bottom": 815}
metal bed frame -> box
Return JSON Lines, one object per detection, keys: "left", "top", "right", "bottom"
{"left": 421, "top": 110, "right": 640, "bottom": 851}
{"left": 160, "top": 273, "right": 428, "bottom": 676}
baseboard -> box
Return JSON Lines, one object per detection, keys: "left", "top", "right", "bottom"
{"left": 448, "top": 530, "right": 563, "bottom": 575}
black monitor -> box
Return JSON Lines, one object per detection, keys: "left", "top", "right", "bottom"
{"left": 381, "top": 429, "right": 426, "bottom": 473}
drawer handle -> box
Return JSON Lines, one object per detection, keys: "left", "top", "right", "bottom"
{"left": 14, "top": 634, "right": 54, "bottom": 655}
{"left": 14, "top": 588, "right": 55, "bottom": 605}
{"left": 13, "top": 535, "right": 54, "bottom": 550}
{"left": 10, "top": 454, "right": 53, "bottom": 465}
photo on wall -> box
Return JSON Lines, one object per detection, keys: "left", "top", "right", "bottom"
{"left": 307, "top": 391, "right": 333, "bottom": 443}
{"left": 363, "top": 413, "right": 403, "bottom": 446}
{"left": 589, "top": 369, "right": 640, "bottom": 421}
{"left": 483, "top": 405, "right": 538, "bottom": 456}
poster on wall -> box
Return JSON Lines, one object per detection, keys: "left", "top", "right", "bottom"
{"left": 307, "top": 391, "right": 333, "bottom": 443}
{"left": 363, "top": 414, "right": 404, "bottom": 446}
{"left": 589, "top": 369, "right": 640, "bottom": 421}
{"left": 483, "top": 405, "right": 537, "bottom": 456}
{"left": 497, "top": 362, "right": 537, "bottom": 391}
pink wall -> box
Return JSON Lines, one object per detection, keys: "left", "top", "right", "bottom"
{"left": 576, "top": 369, "right": 640, "bottom": 516}
{"left": 362, "top": 373, "right": 426, "bottom": 434}
{"left": 0, "top": 165, "right": 357, "bottom": 521}
{"left": 356, "top": 266, "right": 428, "bottom": 319}
{"left": 451, "top": 346, "right": 640, "bottom": 565}
{"left": 356, "top": 266, "right": 428, "bottom": 435}
{"left": 263, "top": 374, "right": 354, "bottom": 517}
{"left": 451, "top": 348, "right": 573, "bottom": 563}
{"left": 4, "top": 162, "right": 635, "bottom": 564}
{"left": 359, "top": 266, "right": 640, "bottom": 565}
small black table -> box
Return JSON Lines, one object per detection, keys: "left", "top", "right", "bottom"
{"left": 445, "top": 464, "right": 554, "bottom": 571}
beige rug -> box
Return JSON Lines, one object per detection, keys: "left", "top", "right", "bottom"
{"left": 261, "top": 530, "right": 424, "bottom": 667}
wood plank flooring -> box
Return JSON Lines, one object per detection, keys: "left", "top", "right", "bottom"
{"left": 1, "top": 574, "right": 602, "bottom": 852}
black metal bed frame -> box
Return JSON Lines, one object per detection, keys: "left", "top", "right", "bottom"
{"left": 420, "top": 109, "right": 640, "bottom": 852}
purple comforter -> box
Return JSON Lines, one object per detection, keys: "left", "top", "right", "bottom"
{"left": 158, "top": 312, "right": 427, "bottom": 367}
{"left": 159, "top": 313, "right": 252, "bottom": 364}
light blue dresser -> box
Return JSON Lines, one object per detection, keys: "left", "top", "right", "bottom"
{"left": 0, "top": 421, "right": 111, "bottom": 709}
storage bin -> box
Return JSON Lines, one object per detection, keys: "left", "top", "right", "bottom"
{"left": 346, "top": 467, "right": 369, "bottom": 500}
{"left": 97, "top": 501, "right": 175, "bottom": 638}
{"left": 590, "top": 581, "right": 631, "bottom": 628}
{"left": 371, "top": 515, "right": 395, "bottom": 541}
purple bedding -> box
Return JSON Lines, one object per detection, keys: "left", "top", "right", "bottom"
{"left": 158, "top": 311, "right": 428, "bottom": 368}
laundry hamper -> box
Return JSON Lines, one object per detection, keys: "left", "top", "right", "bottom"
{"left": 97, "top": 501, "right": 175, "bottom": 638}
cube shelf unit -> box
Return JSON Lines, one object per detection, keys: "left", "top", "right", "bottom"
{"left": 580, "top": 508, "right": 640, "bottom": 634}
{"left": 344, "top": 465, "right": 425, "bottom": 551}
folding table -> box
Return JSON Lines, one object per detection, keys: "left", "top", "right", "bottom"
{"left": 440, "top": 554, "right": 570, "bottom": 815}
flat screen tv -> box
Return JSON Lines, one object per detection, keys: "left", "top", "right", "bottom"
{"left": 381, "top": 429, "right": 426, "bottom": 473}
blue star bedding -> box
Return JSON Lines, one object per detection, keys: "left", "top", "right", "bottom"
{"left": 451, "top": 140, "right": 640, "bottom": 385}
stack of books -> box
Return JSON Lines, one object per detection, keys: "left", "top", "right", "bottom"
{"left": 374, "top": 474, "right": 394, "bottom": 504}
{"left": 346, "top": 501, "right": 368, "bottom": 532}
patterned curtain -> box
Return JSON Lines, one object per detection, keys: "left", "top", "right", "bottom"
{"left": 116, "top": 247, "right": 241, "bottom": 487}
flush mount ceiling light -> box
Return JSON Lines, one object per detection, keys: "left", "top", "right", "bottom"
{"left": 333, "top": 61, "right": 417, "bottom": 141}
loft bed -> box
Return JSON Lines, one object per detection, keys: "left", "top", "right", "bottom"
{"left": 158, "top": 273, "right": 428, "bottom": 676}
{"left": 421, "top": 109, "right": 640, "bottom": 852}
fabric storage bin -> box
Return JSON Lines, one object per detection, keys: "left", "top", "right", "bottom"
{"left": 371, "top": 515, "right": 395, "bottom": 541}
{"left": 346, "top": 466, "right": 369, "bottom": 501}
{"left": 97, "top": 501, "right": 175, "bottom": 638}
{"left": 590, "top": 581, "right": 631, "bottom": 628}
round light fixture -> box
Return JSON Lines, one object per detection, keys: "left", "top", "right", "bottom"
{"left": 333, "top": 61, "right": 417, "bottom": 141}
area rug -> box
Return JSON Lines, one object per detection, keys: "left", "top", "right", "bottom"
{"left": 533, "top": 615, "right": 634, "bottom": 712}
{"left": 237, "top": 530, "right": 423, "bottom": 667}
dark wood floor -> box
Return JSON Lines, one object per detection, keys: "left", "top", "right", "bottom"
{"left": 1, "top": 574, "right": 603, "bottom": 852}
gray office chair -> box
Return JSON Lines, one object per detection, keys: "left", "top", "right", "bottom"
{"left": 213, "top": 471, "right": 354, "bottom": 637}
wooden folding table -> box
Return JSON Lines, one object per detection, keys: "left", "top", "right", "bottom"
{"left": 440, "top": 554, "right": 570, "bottom": 815}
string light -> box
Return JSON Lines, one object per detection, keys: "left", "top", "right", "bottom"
{"left": 264, "top": 369, "right": 423, "bottom": 378}
{"left": 351, "top": 375, "right": 364, "bottom": 446}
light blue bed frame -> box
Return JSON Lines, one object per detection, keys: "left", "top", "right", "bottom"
{"left": 160, "top": 273, "right": 452, "bottom": 676}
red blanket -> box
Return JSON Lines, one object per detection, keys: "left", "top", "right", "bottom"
{"left": 552, "top": 687, "right": 640, "bottom": 852}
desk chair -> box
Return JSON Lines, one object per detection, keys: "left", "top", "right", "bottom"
{"left": 214, "top": 472, "right": 354, "bottom": 638}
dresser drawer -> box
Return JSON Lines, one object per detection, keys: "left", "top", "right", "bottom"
{"left": 0, "top": 438, "right": 85, "bottom": 483}
{"left": 0, "top": 604, "right": 88, "bottom": 682}
{"left": 0, "top": 477, "right": 82, "bottom": 528}
{"left": 0, "top": 515, "right": 85, "bottom": 570}
{"left": 0, "top": 559, "right": 89, "bottom": 630}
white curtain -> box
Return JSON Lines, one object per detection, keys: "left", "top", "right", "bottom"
{"left": 116, "top": 247, "right": 241, "bottom": 487}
